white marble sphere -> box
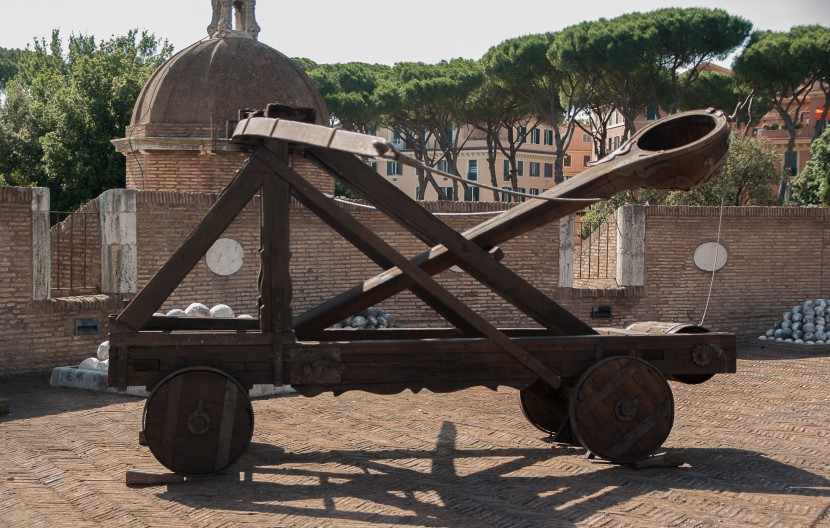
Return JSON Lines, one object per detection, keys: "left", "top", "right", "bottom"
{"left": 166, "top": 308, "right": 186, "bottom": 317}
{"left": 210, "top": 304, "right": 235, "bottom": 318}
{"left": 80, "top": 357, "right": 100, "bottom": 371}
{"left": 96, "top": 359, "right": 109, "bottom": 372}
{"left": 185, "top": 303, "right": 211, "bottom": 317}
{"left": 96, "top": 341, "right": 110, "bottom": 361}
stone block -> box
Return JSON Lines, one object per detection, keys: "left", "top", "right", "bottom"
{"left": 101, "top": 243, "right": 137, "bottom": 294}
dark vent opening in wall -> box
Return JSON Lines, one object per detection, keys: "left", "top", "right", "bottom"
{"left": 591, "top": 306, "right": 612, "bottom": 319}
{"left": 75, "top": 318, "right": 100, "bottom": 335}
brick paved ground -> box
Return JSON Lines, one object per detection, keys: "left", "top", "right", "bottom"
{"left": 1, "top": 345, "right": 829, "bottom": 527}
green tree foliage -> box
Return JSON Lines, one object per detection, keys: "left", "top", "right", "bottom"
{"left": 420, "top": 59, "right": 484, "bottom": 200}
{"left": 791, "top": 128, "right": 830, "bottom": 205}
{"left": 484, "top": 32, "right": 588, "bottom": 183}
{"left": 733, "top": 25, "right": 829, "bottom": 197}
{"left": 375, "top": 60, "right": 483, "bottom": 200}
{"left": 678, "top": 70, "right": 771, "bottom": 134}
{"left": 374, "top": 62, "right": 441, "bottom": 199}
{"left": 647, "top": 8, "right": 751, "bottom": 114}
{"left": 463, "top": 78, "right": 536, "bottom": 199}
{"left": 304, "top": 62, "right": 388, "bottom": 133}
{"left": 555, "top": 17, "right": 669, "bottom": 139}
{"left": 0, "top": 47, "right": 27, "bottom": 90}
{"left": 0, "top": 30, "right": 172, "bottom": 211}
{"left": 555, "top": 9, "right": 750, "bottom": 139}
{"left": 665, "top": 135, "right": 780, "bottom": 205}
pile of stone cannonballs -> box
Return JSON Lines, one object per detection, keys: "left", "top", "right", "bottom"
{"left": 330, "top": 306, "right": 401, "bottom": 330}
{"left": 78, "top": 303, "right": 253, "bottom": 371}
{"left": 759, "top": 298, "right": 830, "bottom": 345}
{"left": 155, "top": 303, "right": 253, "bottom": 319}
{"left": 78, "top": 340, "right": 112, "bottom": 372}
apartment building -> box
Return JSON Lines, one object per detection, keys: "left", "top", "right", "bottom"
{"left": 751, "top": 80, "right": 826, "bottom": 180}
{"left": 371, "top": 124, "right": 593, "bottom": 202}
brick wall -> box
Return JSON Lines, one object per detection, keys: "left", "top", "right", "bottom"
{"left": 136, "top": 194, "right": 553, "bottom": 328}
{"left": 0, "top": 188, "right": 121, "bottom": 375}
{"left": 638, "top": 206, "right": 830, "bottom": 338}
{"left": 127, "top": 150, "right": 250, "bottom": 192}
{"left": 573, "top": 213, "right": 618, "bottom": 289}
{"left": 555, "top": 206, "right": 830, "bottom": 337}
{"left": 50, "top": 199, "right": 101, "bottom": 296}
{"left": 126, "top": 150, "right": 333, "bottom": 195}
{"left": 3, "top": 177, "right": 829, "bottom": 375}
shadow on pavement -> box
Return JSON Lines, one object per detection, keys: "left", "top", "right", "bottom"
{"left": 158, "top": 422, "right": 830, "bottom": 527}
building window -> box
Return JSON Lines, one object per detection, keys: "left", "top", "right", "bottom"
{"left": 503, "top": 159, "right": 510, "bottom": 180}
{"left": 501, "top": 186, "right": 512, "bottom": 203}
{"left": 583, "top": 154, "right": 591, "bottom": 167}
{"left": 386, "top": 161, "right": 402, "bottom": 176}
{"left": 440, "top": 187, "right": 454, "bottom": 200}
{"left": 646, "top": 105, "right": 658, "bottom": 120}
{"left": 366, "top": 127, "right": 377, "bottom": 136}
{"left": 518, "top": 125, "right": 527, "bottom": 140}
{"left": 544, "top": 129, "right": 554, "bottom": 145}
{"left": 466, "top": 186, "right": 480, "bottom": 201}
{"left": 517, "top": 187, "right": 526, "bottom": 203}
{"left": 544, "top": 163, "right": 553, "bottom": 178}
{"left": 415, "top": 187, "right": 423, "bottom": 200}
{"left": 563, "top": 155, "right": 571, "bottom": 167}
{"left": 393, "top": 130, "right": 403, "bottom": 148}
{"left": 529, "top": 162, "right": 540, "bottom": 177}
{"left": 370, "top": 160, "right": 377, "bottom": 172}
{"left": 582, "top": 133, "right": 590, "bottom": 143}
{"left": 784, "top": 151, "right": 798, "bottom": 175}
{"left": 467, "top": 159, "right": 478, "bottom": 181}
{"left": 531, "top": 128, "right": 540, "bottom": 144}
{"left": 517, "top": 161, "right": 524, "bottom": 176}
{"left": 436, "top": 159, "right": 448, "bottom": 173}
{"left": 530, "top": 188, "right": 540, "bottom": 196}
{"left": 614, "top": 136, "right": 620, "bottom": 149}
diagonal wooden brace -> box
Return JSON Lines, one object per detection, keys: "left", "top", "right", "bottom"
{"left": 117, "top": 152, "right": 273, "bottom": 331}
{"left": 264, "top": 145, "right": 564, "bottom": 389}
{"left": 298, "top": 147, "right": 595, "bottom": 338}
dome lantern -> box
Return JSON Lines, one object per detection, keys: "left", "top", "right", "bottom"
{"left": 112, "top": 0, "right": 330, "bottom": 193}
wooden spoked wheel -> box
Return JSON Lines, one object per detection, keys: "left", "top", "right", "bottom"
{"left": 569, "top": 356, "right": 674, "bottom": 464}
{"left": 519, "top": 380, "right": 569, "bottom": 435}
{"left": 143, "top": 367, "right": 254, "bottom": 476}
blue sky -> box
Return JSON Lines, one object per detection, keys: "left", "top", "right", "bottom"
{"left": 1, "top": 0, "right": 828, "bottom": 65}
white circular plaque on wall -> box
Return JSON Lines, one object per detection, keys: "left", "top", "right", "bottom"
{"left": 206, "top": 238, "right": 244, "bottom": 276}
{"left": 693, "top": 242, "right": 728, "bottom": 272}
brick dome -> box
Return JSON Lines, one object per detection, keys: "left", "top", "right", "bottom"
{"left": 130, "top": 36, "right": 328, "bottom": 135}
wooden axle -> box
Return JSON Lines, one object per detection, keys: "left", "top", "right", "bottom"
{"left": 109, "top": 326, "right": 735, "bottom": 395}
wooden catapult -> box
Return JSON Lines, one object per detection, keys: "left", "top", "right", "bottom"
{"left": 108, "top": 107, "right": 736, "bottom": 476}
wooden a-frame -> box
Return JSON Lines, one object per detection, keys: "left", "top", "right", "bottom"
{"left": 116, "top": 139, "right": 606, "bottom": 388}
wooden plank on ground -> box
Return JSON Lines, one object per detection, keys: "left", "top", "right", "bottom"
{"left": 125, "top": 470, "right": 185, "bottom": 487}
